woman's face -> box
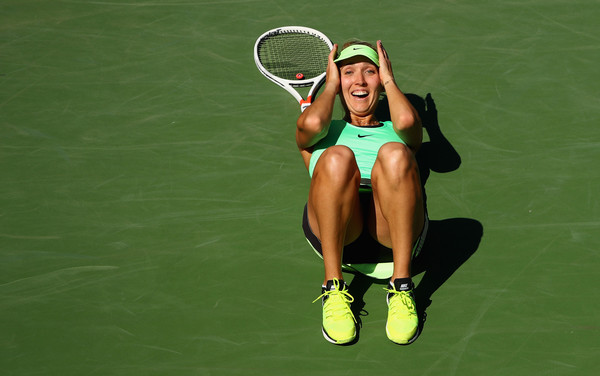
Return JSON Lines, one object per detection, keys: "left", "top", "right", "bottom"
{"left": 339, "top": 59, "right": 382, "bottom": 118}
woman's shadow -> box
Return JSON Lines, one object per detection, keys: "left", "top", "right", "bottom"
{"left": 348, "top": 93, "right": 484, "bottom": 338}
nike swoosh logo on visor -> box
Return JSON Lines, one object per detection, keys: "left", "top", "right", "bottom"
{"left": 358, "top": 134, "right": 372, "bottom": 138}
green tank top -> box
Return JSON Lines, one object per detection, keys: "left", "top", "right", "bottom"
{"left": 308, "top": 120, "right": 407, "bottom": 180}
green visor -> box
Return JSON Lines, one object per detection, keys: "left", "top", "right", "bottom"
{"left": 334, "top": 44, "right": 379, "bottom": 67}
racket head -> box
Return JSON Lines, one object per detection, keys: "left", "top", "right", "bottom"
{"left": 254, "top": 26, "right": 333, "bottom": 105}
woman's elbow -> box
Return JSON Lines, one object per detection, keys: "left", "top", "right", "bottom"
{"left": 298, "top": 115, "right": 325, "bottom": 136}
{"left": 395, "top": 112, "right": 420, "bottom": 131}
{"left": 297, "top": 117, "right": 325, "bottom": 148}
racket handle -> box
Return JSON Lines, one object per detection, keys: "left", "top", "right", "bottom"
{"left": 300, "top": 96, "right": 313, "bottom": 112}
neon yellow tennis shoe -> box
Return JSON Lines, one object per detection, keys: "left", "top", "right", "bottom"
{"left": 313, "top": 279, "right": 356, "bottom": 345}
{"left": 385, "top": 278, "right": 420, "bottom": 345}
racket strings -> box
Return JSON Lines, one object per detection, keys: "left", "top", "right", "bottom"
{"left": 258, "top": 33, "right": 329, "bottom": 81}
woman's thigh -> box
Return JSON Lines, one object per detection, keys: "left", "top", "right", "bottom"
{"left": 306, "top": 145, "right": 364, "bottom": 245}
{"left": 367, "top": 143, "right": 425, "bottom": 247}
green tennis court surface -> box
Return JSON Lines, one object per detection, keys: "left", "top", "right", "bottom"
{"left": 1, "top": 1, "right": 598, "bottom": 375}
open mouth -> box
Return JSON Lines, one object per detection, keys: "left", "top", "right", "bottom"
{"left": 351, "top": 90, "right": 369, "bottom": 99}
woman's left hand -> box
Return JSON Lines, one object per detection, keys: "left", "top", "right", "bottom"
{"left": 377, "top": 40, "right": 395, "bottom": 88}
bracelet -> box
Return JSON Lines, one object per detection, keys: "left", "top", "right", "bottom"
{"left": 383, "top": 78, "right": 395, "bottom": 87}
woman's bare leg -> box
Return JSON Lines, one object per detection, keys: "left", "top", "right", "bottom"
{"left": 370, "top": 142, "right": 425, "bottom": 280}
{"left": 307, "top": 146, "right": 363, "bottom": 284}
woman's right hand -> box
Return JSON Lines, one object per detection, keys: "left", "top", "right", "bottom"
{"left": 324, "top": 44, "right": 340, "bottom": 93}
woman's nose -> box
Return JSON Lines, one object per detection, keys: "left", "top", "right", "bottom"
{"left": 354, "top": 73, "right": 366, "bottom": 85}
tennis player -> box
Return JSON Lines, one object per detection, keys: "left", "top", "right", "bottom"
{"left": 297, "top": 40, "right": 427, "bottom": 345}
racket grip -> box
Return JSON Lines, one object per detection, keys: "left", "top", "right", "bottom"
{"left": 300, "top": 96, "right": 313, "bottom": 112}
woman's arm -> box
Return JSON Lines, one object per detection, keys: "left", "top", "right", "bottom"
{"left": 296, "top": 45, "right": 340, "bottom": 149}
{"left": 377, "top": 40, "right": 422, "bottom": 151}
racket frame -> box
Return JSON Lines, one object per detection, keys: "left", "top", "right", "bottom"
{"left": 254, "top": 26, "right": 333, "bottom": 112}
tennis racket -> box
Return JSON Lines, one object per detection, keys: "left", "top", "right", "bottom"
{"left": 254, "top": 26, "right": 333, "bottom": 112}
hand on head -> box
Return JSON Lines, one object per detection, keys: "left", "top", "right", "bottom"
{"left": 377, "top": 40, "right": 395, "bottom": 88}
{"left": 325, "top": 44, "right": 340, "bottom": 93}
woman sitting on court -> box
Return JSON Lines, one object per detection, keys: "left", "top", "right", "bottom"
{"left": 297, "top": 40, "right": 427, "bottom": 345}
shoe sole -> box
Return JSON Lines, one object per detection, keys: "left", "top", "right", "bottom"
{"left": 322, "top": 326, "right": 356, "bottom": 345}
{"left": 386, "top": 324, "right": 421, "bottom": 345}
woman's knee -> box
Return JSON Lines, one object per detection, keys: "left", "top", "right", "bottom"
{"left": 313, "top": 145, "right": 360, "bottom": 183}
{"left": 375, "top": 142, "right": 417, "bottom": 174}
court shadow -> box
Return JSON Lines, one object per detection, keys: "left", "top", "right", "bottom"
{"left": 346, "top": 93, "right": 484, "bottom": 340}
{"left": 411, "top": 217, "right": 483, "bottom": 335}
